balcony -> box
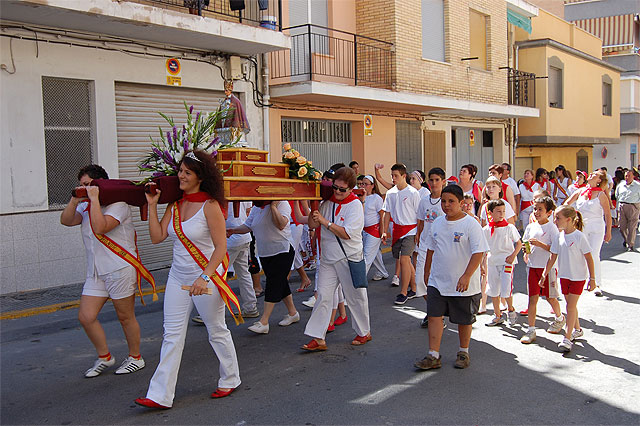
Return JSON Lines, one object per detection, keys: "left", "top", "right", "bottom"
{"left": 269, "top": 24, "right": 394, "bottom": 90}
{"left": 129, "top": 0, "right": 282, "bottom": 30}
{"left": 507, "top": 68, "right": 536, "bottom": 108}
{"left": 1, "top": 0, "right": 289, "bottom": 55}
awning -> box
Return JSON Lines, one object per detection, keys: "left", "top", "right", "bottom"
{"left": 572, "top": 14, "right": 635, "bottom": 54}
{"left": 507, "top": 8, "right": 532, "bottom": 34}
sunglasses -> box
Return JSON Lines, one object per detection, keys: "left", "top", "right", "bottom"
{"left": 332, "top": 184, "right": 349, "bottom": 193}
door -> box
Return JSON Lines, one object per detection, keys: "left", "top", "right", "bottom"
{"left": 396, "top": 120, "right": 423, "bottom": 173}
{"left": 423, "top": 130, "right": 446, "bottom": 174}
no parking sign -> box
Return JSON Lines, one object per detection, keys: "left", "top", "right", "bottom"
{"left": 166, "top": 58, "right": 182, "bottom": 86}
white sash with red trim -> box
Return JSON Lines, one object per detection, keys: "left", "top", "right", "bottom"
{"left": 172, "top": 202, "right": 244, "bottom": 325}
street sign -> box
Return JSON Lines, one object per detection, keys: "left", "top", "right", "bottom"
{"left": 364, "top": 114, "right": 373, "bottom": 136}
{"left": 166, "top": 58, "right": 182, "bottom": 86}
{"left": 469, "top": 129, "right": 475, "bottom": 146}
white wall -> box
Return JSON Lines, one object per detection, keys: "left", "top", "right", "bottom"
{"left": 0, "top": 37, "right": 264, "bottom": 294}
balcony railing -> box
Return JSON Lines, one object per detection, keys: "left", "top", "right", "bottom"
{"left": 507, "top": 68, "right": 536, "bottom": 108}
{"left": 129, "top": 0, "right": 282, "bottom": 30}
{"left": 270, "top": 24, "right": 394, "bottom": 89}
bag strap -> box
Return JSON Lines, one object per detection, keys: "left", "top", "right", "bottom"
{"left": 331, "top": 203, "right": 349, "bottom": 261}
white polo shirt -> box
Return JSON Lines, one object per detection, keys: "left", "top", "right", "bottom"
{"left": 226, "top": 201, "right": 252, "bottom": 248}
{"left": 426, "top": 214, "right": 489, "bottom": 296}
{"left": 479, "top": 200, "right": 516, "bottom": 223}
{"left": 319, "top": 198, "right": 364, "bottom": 264}
{"left": 76, "top": 201, "right": 136, "bottom": 277}
{"left": 550, "top": 230, "right": 592, "bottom": 281}
{"left": 244, "top": 201, "right": 294, "bottom": 257}
{"left": 504, "top": 176, "right": 520, "bottom": 196}
{"left": 382, "top": 185, "right": 421, "bottom": 235}
{"left": 523, "top": 220, "right": 559, "bottom": 268}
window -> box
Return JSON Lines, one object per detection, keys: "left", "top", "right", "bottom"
{"left": 422, "top": 0, "right": 445, "bottom": 62}
{"left": 482, "top": 130, "right": 493, "bottom": 147}
{"left": 469, "top": 9, "right": 488, "bottom": 70}
{"left": 42, "top": 77, "right": 94, "bottom": 208}
{"left": 281, "top": 118, "right": 351, "bottom": 172}
{"left": 602, "top": 74, "right": 612, "bottom": 116}
{"left": 576, "top": 149, "right": 589, "bottom": 172}
{"left": 548, "top": 66, "right": 563, "bottom": 108}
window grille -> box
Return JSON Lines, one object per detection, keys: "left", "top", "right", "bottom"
{"left": 282, "top": 118, "right": 351, "bottom": 173}
{"left": 396, "top": 120, "right": 423, "bottom": 173}
{"left": 42, "top": 77, "right": 95, "bottom": 208}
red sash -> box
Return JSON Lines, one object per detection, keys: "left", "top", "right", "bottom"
{"left": 552, "top": 178, "right": 569, "bottom": 198}
{"left": 85, "top": 202, "right": 157, "bottom": 305}
{"left": 488, "top": 219, "right": 509, "bottom": 236}
{"left": 501, "top": 181, "right": 509, "bottom": 196}
{"left": 472, "top": 180, "right": 482, "bottom": 202}
{"left": 363, "top": 224, "right": 381, "bottom": 238}
{"left": 172, "top": 202, "right": 243, "bottom": 325}
{"left": 521, "top": 200, "right": 533, "bottom": 211}
{"left": 392, "top": 223, "right": 417, "bottom": 245}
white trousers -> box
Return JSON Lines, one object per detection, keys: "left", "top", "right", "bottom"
{"left": 304, "top": 259, "right": 370, "bottom": 339}
{"left": 519, "top": 207, "right": 533, "bottom": 230}
{"left": 228, "top": 243, "right": 257, "bottom": 312}
{"left": 290, "top": 224, "right": 304, "bottom": 270}
{"left": 583, "top": 220, "right": 605, "bottom": 288}
{"left": 146, "top": 269, "right": 241, "bottom": 407}
{"left": 363, "top": 232, "right": 388, "bottom": 277}
{"left": 415, "top": 249, "right": 428, "bottom": 298}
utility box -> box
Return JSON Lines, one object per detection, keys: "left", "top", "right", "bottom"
{"left": 228, "top": 56, "right": 243, "bottom": 80}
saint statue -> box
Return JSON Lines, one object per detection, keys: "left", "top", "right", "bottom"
{"left": 215, "top": 80, "right": 250, "bottom": 146}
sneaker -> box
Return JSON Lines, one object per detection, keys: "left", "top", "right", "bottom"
{"left": 241, "top": 309, "right": 260, "bottom": 318}
{"left": 420, "top": 315, "right": 428, "bottom": 328}
{"left": 391, "top": 275, "right": 400, "bottom": 287}
{"left": 407, "top": 290, "right": 417, "bottom": 299}
{"left": 520, "top": 329, "right": 536, "bottom": 344}
{"left": 507, "top": 311, "right": 517, "bottom": 326}
{"left": 519, "top": 308, "right": 529, "bottom": 316}
{"left": 394, "top": 294, "right": 408, "bottom": 305}
{"left": 248, "top": 321, "right": 269, "bottom": 334}
{"left": 454, "top": 351, "right": 470, "bottom": 369}
{"left": 372, "top": 273, "right": 388, "bottom": 281}
{"left": 486, "top": 316, "right": 504, "bottom": 327}
{"left": 570, "top": 328, "right": 584, "bottom": 341}
{"left": 558, "top": 337, "right": 572, "bottom": 352}
{"left": 115, "top": 356, "right": 145, "bottom": 375}
{"left": 85, "top": 356, "right": 116, "bottom": 378}
{"left": 304, "top": 263, "right": 316, "bottom": 272}
{"left": 278, "top": 312, "right": 300, "bottom": 326}
{"left": 414, "top": 355, "right": 442, "bottom": 370}
{"left": 547, "top": 315, "right": 566, "bottom": 334}
{"left": 302, "top": 295, "right": 316, "bottom": 308}
{"left": 191, "top": 315, "right": 204, "bottom": 324}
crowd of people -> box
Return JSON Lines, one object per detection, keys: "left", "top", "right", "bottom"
{"left": 61, "top": 153, "right": 640, "bottom": 408}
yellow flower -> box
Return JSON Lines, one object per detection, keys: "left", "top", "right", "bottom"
{"left": 297, "top": 156, "right": 307, "bottom": 165}
{"left": 308, "top": 160, "right": 312, "bottom": 166}
{"left": 284, "top": 151, "right": 295, "bottom": 159}
{"left": 298, "top": 166, "right": 308, "bottom": 177}
{"left": 283, "top": 143, "right": 291, "bottom": 151}
{"left": 293, "top": 150, "right": 300, "bottom": 158}
{"left": 314, "top": 171, "right": 322, "bottom": 180}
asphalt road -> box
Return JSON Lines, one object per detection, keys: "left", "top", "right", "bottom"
{"left": 1, "top": 232, "right": 639, "bottom": 425}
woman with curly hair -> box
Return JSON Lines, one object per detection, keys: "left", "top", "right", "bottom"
{"left": 136, "top": 150, "right": 241, "bottom": 409}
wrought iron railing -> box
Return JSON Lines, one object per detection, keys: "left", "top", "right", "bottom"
{"left": 507, "top": 68, "right": 536, "bottom": 108}
{"left": 129, "top": 0, "right": 282, "bottom": 30}
{"left": 270, "top": 24, "right": 394, "bottom": 89}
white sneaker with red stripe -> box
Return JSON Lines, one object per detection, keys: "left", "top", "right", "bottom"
{"left": 115, "top": 356, "right": 145, "bottom": 375}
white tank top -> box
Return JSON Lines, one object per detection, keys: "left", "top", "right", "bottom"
{"left": 575, "top": 191, "right": 605, "bottom": 226}
{"left": 556, "top": 177, "right": 570, "bottom": 201}
{"left": 167, "top": 203, "right": 218, "bottom": 275}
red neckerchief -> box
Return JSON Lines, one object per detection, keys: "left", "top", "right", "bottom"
{"left": 330, "top": 192, "right": 358, "bottom": 215}
{"left": 574, "top": 183, "right": 587, "bottom": 190}
{"left": 488, "top": 219, "right": 509, "bottom": 236}
{"left": 581, "top": 186, "right": 602, "bottom": 200}
{"left": 522, "top": 180, "right": 536, "bottom": 192}
{"left": 536, "top": 179, "right": 549, "bottom": 189}
{"left": 181, "top": 191, "right": 212, "bottom": 202}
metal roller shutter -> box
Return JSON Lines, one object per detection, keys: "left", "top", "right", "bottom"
{"left": 115, "top": 82, "right": 224, "bottom": 270}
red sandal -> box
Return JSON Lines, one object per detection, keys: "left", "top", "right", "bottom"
{"left": 334, "top": 315, "right": 348, "bottom": 326}
{"left": 134, "top": 398, "right": 171, "bottom": 409}
{"left": 211, "top": 387, "right": 236, "bottom": 398}
{"left": 351, "top": 334, "right": 372, "bottom": 346}
{"left": 301, "top": 339, "right": 328, "bottom": 352}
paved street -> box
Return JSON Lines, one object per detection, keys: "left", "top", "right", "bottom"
{"left": 1, "top": 232, "right": 639, "bottom": 425}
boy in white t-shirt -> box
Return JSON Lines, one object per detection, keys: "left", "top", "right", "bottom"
{"left": 414, "top": 185, "right": 489, "bottom": 370}
{"left": 520, "top": 196, "right": 565, "bottom": 344}
{"left": 483, "top": 200, "right": 522, "bottom": 328}
{"left": 381, "top": 163, "right": 421, "bottom": 305}
{"left": 415, "top": 167, "right": 446, "bottom": 326}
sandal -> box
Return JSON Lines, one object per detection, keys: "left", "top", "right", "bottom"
{"left": 255, "top": 290, "right": 265, "bottom": 298}
{"left": 351, "top": 334, "right": 372, "bottom": 346}
{"left": 211, "top": 387, "right": 236, "bottom": 398}
{"left": 301, "top": 339, "right": 327, "bottom": 352}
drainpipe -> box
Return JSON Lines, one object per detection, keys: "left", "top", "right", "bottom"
{"left": 512, "top": 44, "right": 519, "bottom": 168}
{"left": 262, "top": 53, "right": 270, "bottom": 152}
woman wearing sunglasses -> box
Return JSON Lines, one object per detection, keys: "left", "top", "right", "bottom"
{"left": 302, "top": 167, "right": 371, "bottom": 351}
